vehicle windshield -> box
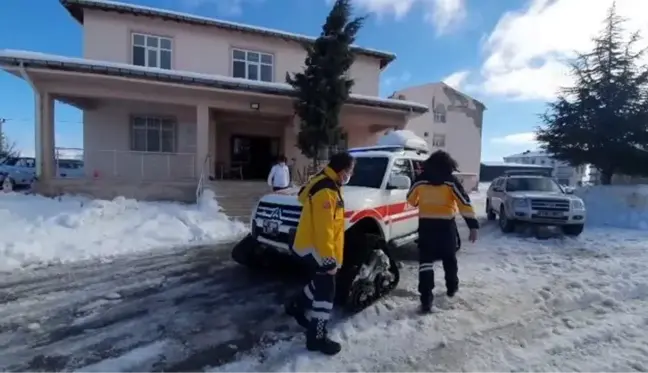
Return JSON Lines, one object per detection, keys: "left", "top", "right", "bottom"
{"left": 0, "top": 157, "right": 19, "bottom": 166}
{"left": 346, "top": 156, "right": 388, "bottom": 188}
{"left": 506, "top": 177, "right": 563, "bottom": 193}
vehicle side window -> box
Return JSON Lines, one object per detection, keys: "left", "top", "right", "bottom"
{"left": 411, "top": 159, "right": 424, "bottom": 179}
{"left": 391, "top": 158, "right": 414, "bottom": 182}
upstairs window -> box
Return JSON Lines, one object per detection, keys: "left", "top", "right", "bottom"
{"left": 132, "top": 33, "right": 172, "bottom": 70}
{"left": 232, "top": 49, "right": 273, "bottom": 82}
{"left": 432, "top": 133, "right": 446, "bottom": 147}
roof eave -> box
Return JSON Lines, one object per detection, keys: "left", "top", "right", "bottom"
{"left": 0, "top": 56, "right": 424, "bottom": 114}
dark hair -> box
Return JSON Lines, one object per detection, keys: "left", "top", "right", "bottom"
{"left": 424, "top": 150, "right": 458, "bottom": 176}
{"left": 277, "top": 154, "right": 287, "bottom": 163}
{"left": 328, "top": 151, "right": 355, "bottom": 173}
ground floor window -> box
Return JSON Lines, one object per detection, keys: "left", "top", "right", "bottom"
{"left": 130, "top": 116, "right": 176, "bottom": 153}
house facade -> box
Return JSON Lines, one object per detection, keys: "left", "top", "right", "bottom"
{"left": 503, "top": 150, "right": 586, "bottom": 186}
{"left": 0, "top": 0, "right": 427, "bottom": 201}
{"left": 391, "top": 83, "right": 485, "bottom": 181}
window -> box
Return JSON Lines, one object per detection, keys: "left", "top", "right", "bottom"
{"left": 132, "top": 33, "right": 172, "bottom": 69}
{"left": 232, "top": 49, "right": 273, "bottom": 82}
{"left": 346, "top": 157, "right": 389, "bottom": 189}
{"left": 432, "top": 133, "right": 446, "bottom": 147}
{"left": 130, "top": 116, "right": 176, "bottom": 153}
{"left": 391, "top": 158, "right": 414, "bottom": 182}
{"left": 412, "top": 159, "right": 424, "bottom": 178}
{"left": 505, "top": 177, "right": 562, "bottom": 193}
{"left": 433, "top": 111, "right": 446, "bottom": 123}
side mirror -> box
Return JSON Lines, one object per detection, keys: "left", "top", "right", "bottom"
{"left": 565, "top": 188, "right": 574, "bottom": 194}
{"left": 492, "top": 187, "right": 503, "bottom": 192}
{"left": 387, "top": 175, "right": 411, "bottom": 190}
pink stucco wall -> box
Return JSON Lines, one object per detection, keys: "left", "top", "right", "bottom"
{"left": 82, "top": 10, "right": 382, "bottom": 96}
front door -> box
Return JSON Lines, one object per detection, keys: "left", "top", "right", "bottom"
{"left": 386, "top": 158, "right": 418, "bottom": 239}
{"left": 230, "top": 135, "right": 281, "bottom": 180}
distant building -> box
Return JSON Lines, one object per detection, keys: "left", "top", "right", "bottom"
{"left": 479, "top": 161, "right": 553, "bottom": 182}
{"left": 503, "top": 150, "right": 586, "bottom": 186}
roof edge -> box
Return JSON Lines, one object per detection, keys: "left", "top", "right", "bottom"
{"left": 60, "top": 0, "right": 396, "bottom": 68}
{"left": 0, "top": 50, "right": 426, "bottom": 114}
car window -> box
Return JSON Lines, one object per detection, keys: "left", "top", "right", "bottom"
{"left": 411, "top": 159, "right": 424, "bottom": 178}
{"left": 391, "top": 158, "right": 414, "bottom": 182}
{"left": 346, "top": 156, "right": 389, "bottom": 189}
{"left": 505, "top": 177, "right": 562, "bottom": 192}
{"left": 16, "top": 158, "right": 35, "bottom": 168}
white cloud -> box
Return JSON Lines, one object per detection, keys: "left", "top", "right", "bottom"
{"left": 442, "top": 70, "right": 469, "bottom": 89}
{"left": 490, "top": 131, "right": 537, "bottom": 146}
{"left": 347, "top": 0, "right": 466, "bottom": 35}
{"left": 476, "top": 0, "right": 648, "bottom": 101}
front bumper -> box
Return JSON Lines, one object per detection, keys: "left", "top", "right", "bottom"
{"left": 509, "top": 209, "right": 586, "bottom": 225}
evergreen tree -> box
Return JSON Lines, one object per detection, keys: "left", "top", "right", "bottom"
{"left": 535, "top": 3, "right": 648, "bottom": 184}
{"left": 286, "top": 0, "right": 365, "bottom": 168}
{"left": 0, "top": 119, "right": 16, "bottom": 159}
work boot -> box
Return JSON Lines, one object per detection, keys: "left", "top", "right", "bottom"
{"left": 285, "top": 296, "right": 309, "bottom": 329}
{"left": 446, "top": 281, "right": 459, "bottom": 298}
{"left": 306, "top": 319, "right": 341, "bottom": 356}
{"left": 420, "top": 293, "right": 433, "bottom": 314}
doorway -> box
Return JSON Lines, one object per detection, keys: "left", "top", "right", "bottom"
{"left": 230, "top": 134, "right": 281, "bottom": 180}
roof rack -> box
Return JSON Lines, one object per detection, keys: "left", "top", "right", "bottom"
{"left": 348, "top": 145, "right": 430, "bottom": 154}
{"left": 504, "top": 169, "right": 553, "bottom": 177}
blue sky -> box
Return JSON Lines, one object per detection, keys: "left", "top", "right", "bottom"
{"left": 0, "top": 0, "right": 636, "bottom": 161}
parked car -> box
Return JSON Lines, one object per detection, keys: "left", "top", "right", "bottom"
{"left": 486, "top": 171, "right": 587, "bottom": 236}
{"left": 57, "top": 159, "right": 84, "bottom": 178}
{"left": 0, "top": 156, "right": 37, "bottom": 188}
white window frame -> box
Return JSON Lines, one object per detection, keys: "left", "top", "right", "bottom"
{"left": 131, "top": 33, "right": 173, "bottom": 69}
{"left": 431, "top": 133, "right": 446, "bottom": 147}
{"left": 433, "top": 111, "right": 446, "bottom": 123}
{"left": 231, "top": 48, "right": 274, "bottom": 82}
{"left": 130, "top": 115, "right": 177, "bottom": 153}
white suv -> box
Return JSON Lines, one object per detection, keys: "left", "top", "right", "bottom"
{"left": 231, "top": 131, "right": 432, "bottom": 312}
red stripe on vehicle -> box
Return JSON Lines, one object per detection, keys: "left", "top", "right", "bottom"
{"left": 346, "top": 202, "right": 418, "bottom": 223}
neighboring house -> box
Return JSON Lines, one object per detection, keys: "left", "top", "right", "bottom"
{"left": 0, "top": 0, "right": 427, "bottom": 201}
{"left": 390, "top": 83, "right": 485, "bottom": 180}
{"left": 503, "top": 150, "right": 586, "bottom": 186}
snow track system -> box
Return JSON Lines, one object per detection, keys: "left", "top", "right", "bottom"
{"left": 230, "top": 233, "right": 400, "bottom": 313}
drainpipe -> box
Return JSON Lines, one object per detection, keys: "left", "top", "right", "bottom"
{"left": 19, "top": 62, "right": 42, "bottom": 178}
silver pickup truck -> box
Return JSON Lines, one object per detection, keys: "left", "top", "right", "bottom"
{"left": 486, "top": 172, "right": 586, "bottom": 236}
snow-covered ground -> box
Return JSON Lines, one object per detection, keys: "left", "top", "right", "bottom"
{"left": 2, "top": 183, "right": 648, "bottom": 371}
{"left": 0, "top": 190, "right": 247, "bottom": 272}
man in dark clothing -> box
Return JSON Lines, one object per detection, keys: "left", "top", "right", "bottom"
{"left": 406, "top": 150, "right": 479, "bottom": 313}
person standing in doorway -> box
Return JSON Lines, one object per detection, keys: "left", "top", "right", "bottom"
{"left": 284, "top": 152, "right": 355, "bottom": 356}
{"left": 406, "top": 150, "right": 479, "bottom": 313}
{"left": 267, "top": 155, "right": 290, "bottom": 191}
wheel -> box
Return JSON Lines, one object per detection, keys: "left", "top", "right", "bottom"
{"left": 1, "top": 176, "right": 14, "bottom": 192}
{"left": 337, "top": 233, "right": 400, "bottom": 313}
{"left": 231, "top": 234, "right": 264, "bottom": 269}
{"left": 562, "top": 224, "right": 584, "bottom": 236}
{"left": 486, "top": 199, "right": 497, "bottom": 221}
{"left": 498, "top": 206, "right": 516, "bottom": 233}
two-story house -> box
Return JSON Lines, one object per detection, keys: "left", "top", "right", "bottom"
{"left": 503, "top": 150, "right": 586, "bottom": 186}
{"left": 0, "top": 0, "right": 427, "bottom": 201}
{"left": 391, "top": 82, "right": 485, "bottom": 187}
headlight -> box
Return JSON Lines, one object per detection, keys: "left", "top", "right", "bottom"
{"left": 512, "top": 198, "right": 529, "bottom": 209}
{"left": 571, "top": 199, "right": 585, "bottom": 209}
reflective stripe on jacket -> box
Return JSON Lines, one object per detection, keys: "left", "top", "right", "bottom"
{"left": 292, "top": 166, "right": 345, "bottom": 269}
{"left": 406, "top": 175, "right": 479, "bottom": 230}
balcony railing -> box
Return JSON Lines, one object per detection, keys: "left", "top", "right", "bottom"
{"left": 86, "top": 150, "right": 197, "bottom": 181}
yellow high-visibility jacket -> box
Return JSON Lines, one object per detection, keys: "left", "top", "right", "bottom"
{"left": 406, "top": 175, "right": 479, "bottom": 230}
{"left": 292, "top": 166, "right": 345, "bottom": 270}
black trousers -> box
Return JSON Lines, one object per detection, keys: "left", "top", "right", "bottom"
{"left": 417, "top": 218, "right": 459, "bottom": 297}
{"left": 294, "top": 268, "right": 336, "bottom": 322}
{"left": 273, "top": 186, "right": 288, "bottom": 191}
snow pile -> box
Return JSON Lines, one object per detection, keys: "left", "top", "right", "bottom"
{"left": 0, "top": 189, "right": 247, "bottom": 272}
{"left": 576, "top": 185, "right": 648, "bottom": 230}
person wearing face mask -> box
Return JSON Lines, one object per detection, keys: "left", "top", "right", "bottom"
{"left": 284, "top": 151, "right": 355, "bottom": 356}
{"left": 267, "top": 155, "right": 291, "bottom": 191}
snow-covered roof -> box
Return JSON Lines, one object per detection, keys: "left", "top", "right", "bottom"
{"left": 504, "top": 150, "right": 549, "bottom": 159}
{"left": 0, "top": 50, "right": 428, "bottom": 114}
{"left": 481, "top": 161, "right": 552, "bottom": 168}
{"left": 377, "top": 130, "right": 428, "bottom": 153}
{"left": 60, "top": 0, "right": 396, "bottom": 69}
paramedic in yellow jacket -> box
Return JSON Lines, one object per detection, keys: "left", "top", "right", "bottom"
{"left": 406, "top": 150, "right": 479, "bottom": 313}
{"left": 284, "top": 152, "right": 355, "bottom": 356}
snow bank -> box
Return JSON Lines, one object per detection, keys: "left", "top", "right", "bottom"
{"left": 576, "top": 185, "right": 648, "bottom": 230}
{"left": 0, "top": 190, "right": 247, "bottom": 272}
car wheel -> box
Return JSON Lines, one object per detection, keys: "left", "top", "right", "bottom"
{"left": 562, "top": 224, "right": 584, "bottom": 237}
{"left": 1, "top": 177, "right": 14, "bottom": 192}
{"left": 498, "top": 206, "right": 516, "bottom": 233}
{"left": 486, "top": 199, "right": 497, "bottom": 221}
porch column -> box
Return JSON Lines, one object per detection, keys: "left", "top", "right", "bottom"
{"left": 196, "top": 104, "right": 210, "bottom": 178}
{"left": 35, "top": 91, "right": 55, "bottom": 180}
